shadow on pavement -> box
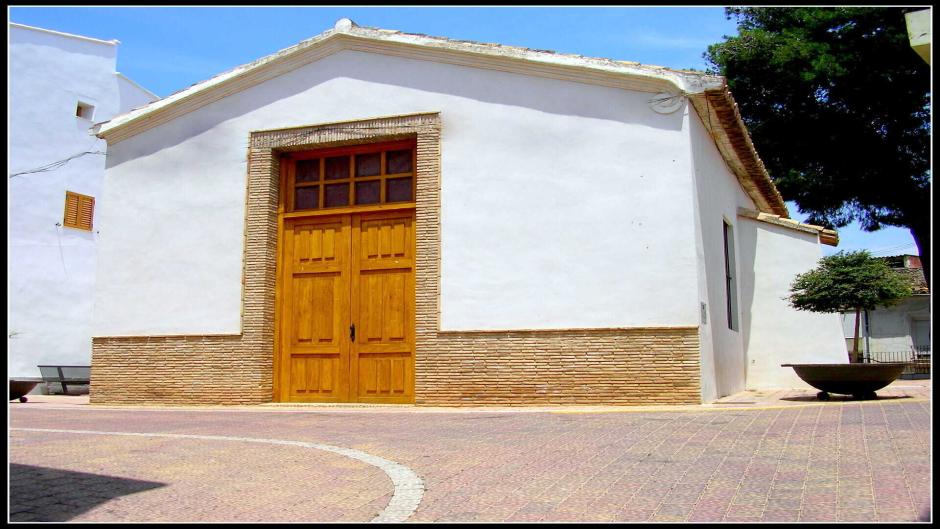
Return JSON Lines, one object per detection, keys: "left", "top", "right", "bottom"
{"left": 779, "top": 394, "right": 913, "bottom": 403}
{"left": 9, "top": 464, "right": 166, "bottom": 522}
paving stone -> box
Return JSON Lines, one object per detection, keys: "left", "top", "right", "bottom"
{"left": 9, "top": 388, "right": 931, "bottom": 523}
{"left": 761, "top": 509, "right": 801, "bottom": 521}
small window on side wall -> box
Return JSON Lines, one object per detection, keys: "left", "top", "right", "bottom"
{"left": 723, "top": 220, "right": 738, "bottom": 331}
{"left": 76, "top": 102, "right": 95, "bottom": 120}
{"left": 63, "top": 191, "right": 94, "bottom": 231}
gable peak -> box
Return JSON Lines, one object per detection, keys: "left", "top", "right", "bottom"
{"left": 334, "top": 18, "right": 355, "bottom": 32}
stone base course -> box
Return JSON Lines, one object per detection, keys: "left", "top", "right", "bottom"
{"left": 417, "top": 328, "right": 700, "bottom": 406}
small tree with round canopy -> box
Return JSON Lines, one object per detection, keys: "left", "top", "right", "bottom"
{"left": 788, "top": 251, "right": 912, "bottom": 363}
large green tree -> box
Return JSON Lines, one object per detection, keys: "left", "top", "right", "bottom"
{"left": 706, "top": 7, "right": 931, "bottom": 285}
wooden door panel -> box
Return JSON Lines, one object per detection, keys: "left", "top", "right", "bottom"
{"left": 290, "top": 355, "right": 341, "bottom": 397}
{"left": 351, "top": 212, "right": 415, "bottom": 403}
{"left": 290, "top": 275, "right": 340, "bottom": 346}
{"left": 294, "top": 221, "right": 339, "bottom": 264}
{"left": 358, "top": 217, "right": 414, "bottom": 269}
{"left": 360, "top": 220, "right": 406, "bottom": 257}
{"left": 358, "top": 354, "right": 411, "bottom": 399}
{"left": 358, "top": 271, "right": 409, "bottom": 349}
{"left": 280, "top": 217, "right": 350, "bottom": 402}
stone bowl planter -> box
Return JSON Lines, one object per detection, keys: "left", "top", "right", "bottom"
{"left": 9, "top": 380, "right": 39, "bottom": 403}
{"left": 781, "top": 363, "right": 906, "bottom": 400}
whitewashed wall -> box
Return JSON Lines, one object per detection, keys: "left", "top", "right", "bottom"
{"left": 841, "top": 297, "right": 931, "bottom": 355}
{"left": 688, "top": 108, "right": 755, "bottom": 402}
{"left": 94, "top": 49, "right": 702, "bottom": 336}
{"left": 8, "top": 24, "right": 156, "bottom": 378}
{"left": 866, "top": 297, "right": 931, "bottom": 353}
{"left": 116, "top": 73, "right": 156, "bottom": 115}
{"left": 738, "top": 220, "right": 849, "bottom": 390}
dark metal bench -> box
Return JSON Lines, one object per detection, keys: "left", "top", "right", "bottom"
{"left": 38, "top": 365, "right": 91, "bottom": 395}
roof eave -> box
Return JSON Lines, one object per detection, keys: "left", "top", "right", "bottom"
{"left": 94, "top": 28, "right": 343, "bottom": 140}
{"left": 93, "top": 25, "right": 720, "bottom": 142}
{"left": 738, "top": 207, "right": 839, "bottom": 246}
{"left": 689, "top": 88, "right": 788, "bottom": 218}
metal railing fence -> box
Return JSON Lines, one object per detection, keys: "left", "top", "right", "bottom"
{"left": 865, "top": 347, "right": 931, "bottom": 379}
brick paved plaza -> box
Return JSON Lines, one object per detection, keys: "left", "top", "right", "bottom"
{"left": 8, "top": 382, "right": 932, "bottom": 523}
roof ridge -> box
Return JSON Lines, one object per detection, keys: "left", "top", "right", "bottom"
{"left": 348, "top": 21, "right": 711, "bottom": 78}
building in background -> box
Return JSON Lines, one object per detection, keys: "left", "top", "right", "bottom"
{"left": 9, "top": 23, "right": 158, "bottom": 383}
{"left": 840, "top": 254, "right": 931, "bottom": 377}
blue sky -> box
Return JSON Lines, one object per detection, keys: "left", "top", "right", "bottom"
{"left": 8, "top": 6, "right": 921, "bottom": 256}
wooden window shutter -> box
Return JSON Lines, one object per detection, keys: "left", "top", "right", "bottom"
{"left": 63, "top": 191, "right": 94, "bottom": 231}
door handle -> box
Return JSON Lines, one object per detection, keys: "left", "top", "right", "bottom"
{"left": 350, "top": 323, "right": 356, "bottom": 342}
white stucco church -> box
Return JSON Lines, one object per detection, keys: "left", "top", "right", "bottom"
{"left": 86, "top": 19, "right": 847, "bottom": 406}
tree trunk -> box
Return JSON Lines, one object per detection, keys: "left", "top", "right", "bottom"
{"left": 909, "top": 220, "right": 930, "bottom": 290}
{"left": 852, "top": 307, "right": 861, "bottom": 363}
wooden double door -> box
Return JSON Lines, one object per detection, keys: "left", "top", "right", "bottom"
{"left": 277, "top": 210, "right": 415, "bottom": 403}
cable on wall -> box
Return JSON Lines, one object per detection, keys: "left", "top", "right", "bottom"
{"left": 9, "top": 150, "right": 106, "bottom": 178}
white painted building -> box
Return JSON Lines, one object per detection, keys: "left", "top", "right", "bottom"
{"left": 87, "top": 20, "right": 847, "bottom": 405}
{"left": 9, "top": 23, "right": 158, "bottom": 379}
{"left": 841, "top": 255, "right": 931, "bottom": 360}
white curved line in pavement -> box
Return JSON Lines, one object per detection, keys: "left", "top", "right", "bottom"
{"left": 11, "top": 428, "right": 424, "bottom": 523}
